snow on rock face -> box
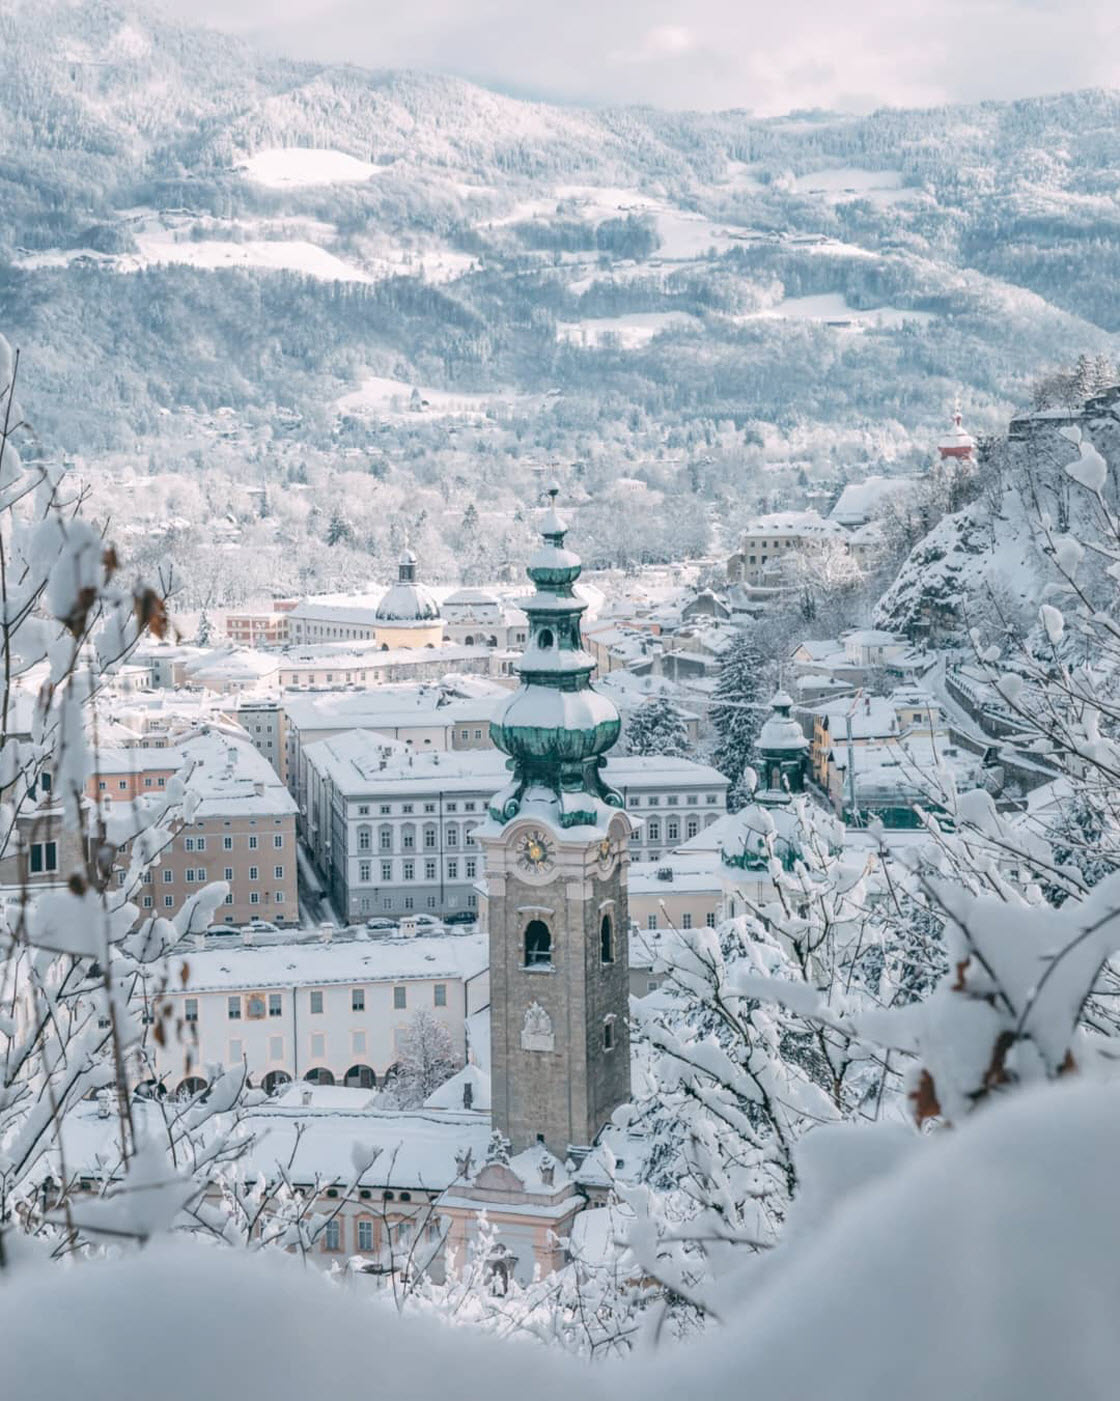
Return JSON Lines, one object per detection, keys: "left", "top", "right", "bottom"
{"left": 874, "top": 404, "right": 1117, "bottom": 642}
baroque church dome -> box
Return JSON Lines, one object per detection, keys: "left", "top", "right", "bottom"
{"left": 374, "top": 549, "right": 442, "bottom": 627}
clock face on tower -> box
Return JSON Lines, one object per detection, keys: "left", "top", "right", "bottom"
{"left": 516, "top": 829, "right": 554, "bottom": 876}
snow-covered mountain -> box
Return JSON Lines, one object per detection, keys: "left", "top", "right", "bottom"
{"left": 0, "top": 0, "right": 1118, "bottom": 602}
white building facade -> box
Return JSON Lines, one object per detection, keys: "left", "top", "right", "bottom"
{"left": 153, "top": 930, "right": 489, "bottom": 1095}
{"left": 301, "top": 736, "right": 729, "bottom": 923}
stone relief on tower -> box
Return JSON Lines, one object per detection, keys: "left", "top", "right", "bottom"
{"left": 520, "top": 1001, "right": 555, "bottom": 1052}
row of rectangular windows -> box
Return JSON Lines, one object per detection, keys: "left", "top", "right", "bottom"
{"left": 226, "top": 1032, "right": 379, "bottom": 1061}
{"left": 627, "top": 793, "right": 720, "bottom": 807}
{"left": 354, "top": 801, "right": 481, "bottom": 817}
{"left": 646, "top": 912, "right": 717, "bottom": 930}
{"left": 630, "top": 818, "right": 704, "bottom": 843}
{"left": 139, "top": 891, "right": 287, "bottom": 909}
{"left": 357, "top": 827, "right": 479, "bottom": 853}
{"left": 182, "top": 835, "right": 284, "bottom": 851}
{"left": 129, "top": 865, "right": 288, "bottom": 884}
{"left": 318, "top": 1215, "right": 440, "bottom": 1253}
{"left": 356, "top": 893, "right": 477, "bottom": 914}
{"left": 215, "top": 984, "right": 447, "bottom": 1021}
{"left": 356, "top": 858, "right": 477, "bottom": 883}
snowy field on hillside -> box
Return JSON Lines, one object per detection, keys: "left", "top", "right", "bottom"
{"left": 336, "top": 375, "right": 534, "bottom": 418}
{"left": 15, "top": 210, "right": 473, "bottom": 286}
{"left": 486, "top": 184, "right": 737, "bottom": 261}
{"left": 743, "top": 292, "right": 936, "bottom": 329}
{"left": 238, "top": 147, "right": 380, "bottom": 187}
{"left": 132, "top": 231, "right": 373, "bottom": 281}
{"left": 556, "top": 312, "right": 700, "bottom": 348}
{"left": 791, "top": 167, "right": 923, "bottom": 205}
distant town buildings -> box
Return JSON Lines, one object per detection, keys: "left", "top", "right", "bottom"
{"left": 93, "top": 731, "right": 300, "bottom": 927}
{"left": 726, "top": 509, "right": 850, "bottom": 585}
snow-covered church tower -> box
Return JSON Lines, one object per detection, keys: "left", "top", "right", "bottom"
{"left": 475, "top": 488, "right": 633, "bottom": 1158}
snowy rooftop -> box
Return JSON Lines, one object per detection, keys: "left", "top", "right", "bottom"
{"left": 815, "top": 696, "right": 901, "bottom": 740}
{"left": 739, "top": 510, "right": 849, "bottom": 539}
{"left": 183, "top": 648, "right": 281, "bottom": 682}
{"left": 171, "top": 930, "right": 488, "bottom": 992}
{"left": 832, "top": 736, "right": 983, "bottom": 799}
{"left": 628, "top": 854, "right": 723, "bottom": 896}
{"left": 94, "top": 732, "right": 297, "bottom": 819}
{"left": 306, "top": 729, "right": 728, "bottom": 798}
{"left": 232, "top": 1105, "right": 491, "bottom": 1189}
{"left": 677, "top": 810, "right": 745, "bottom": 854}
{"left": 423, "top": 1062, "right": 491, "bottom": 1112}
{"left": 284, "top": 686, "right": 503, "bottom": 735}
{"left": 287, "top": 595, "right": 384, "bottom": 626}
{"left": 830, "top": 476, "right": 919, "bottom": 526}
{"left": 59, "top": 1096, "right": 492, "bottom": 1191}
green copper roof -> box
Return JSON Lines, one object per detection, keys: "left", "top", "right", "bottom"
{"left": 489, "top": 487, "right": 623, "bottom": 828}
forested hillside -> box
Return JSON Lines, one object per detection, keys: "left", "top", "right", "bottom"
{"left": 1, "top": 0, "right": 1117, "bottom": 601}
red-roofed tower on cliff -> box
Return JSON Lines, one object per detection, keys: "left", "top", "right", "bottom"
{"left": 938, "top": 397, "right": 974, "bottom": 463}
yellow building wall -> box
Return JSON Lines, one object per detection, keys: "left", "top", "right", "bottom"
{"left": 373, "top": 622, "right": 445, "bottom": 650}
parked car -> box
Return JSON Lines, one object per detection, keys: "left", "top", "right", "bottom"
{"left": 444, "top": 910, "right": 478, "bottom": 926}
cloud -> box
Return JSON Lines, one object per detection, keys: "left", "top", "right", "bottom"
{"left": 641, "top": 25, "right": 696, "bottom": 57}
{"left": 165, "top": 0, "right": 1120, "bottom": 114}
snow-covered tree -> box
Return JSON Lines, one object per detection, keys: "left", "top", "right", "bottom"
{"left": 624, "top": 696, "right": 690, "bottom": 758}
{"left": 623, "top": 794, "right": 924, "bottom": 1322}
{"left": 785, "top": 539, "right": 865, "bottom": 626}
{"left": 709, "top": 630, "right": 771, "bottom": 808}
{"left": 385, "top": 1010, "right": 460, "bottom": 1108}
{"left": 0, "top": 338, "right": 250, "bottom": 1267}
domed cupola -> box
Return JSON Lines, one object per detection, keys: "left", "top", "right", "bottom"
{"left": 488, "top": 487, "right": 623, "bottom": 828}
{"left": 756, "top": 690, "right": 809, "bottom": 802}
{"left": 373, "top": 549, "right": 443, "bottom": 648}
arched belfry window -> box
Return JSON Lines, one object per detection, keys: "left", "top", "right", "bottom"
{"left": 538, "top": 628, "right": 554, "bottom": 649}
{"left": 600, "top": 913, "right": 614, "bottom": 965}
{"left": 524, "top": 919, "right": 552, "bottom": 968}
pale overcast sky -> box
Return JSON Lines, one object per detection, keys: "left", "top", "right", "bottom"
{"left": 171, "top": 0, "right": 1120, "bottom": 115}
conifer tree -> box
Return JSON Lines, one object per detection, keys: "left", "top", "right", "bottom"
{"left": 625, "top": 696, "right": 690, "bottom": 758}
{"left": 709, "top": 630, "right": 769, "bottom": 809}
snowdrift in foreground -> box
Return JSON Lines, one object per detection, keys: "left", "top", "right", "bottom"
{"left": 654, "top": 1078, "right": 1120, "bottom": 1401}
{"left": 5, "top": 1080, "right": 1120, "bottom": 1400}
{"left": 1, "top": 1241, "right": 582, "bottom": 1401}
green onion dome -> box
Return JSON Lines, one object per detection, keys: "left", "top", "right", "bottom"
{"left": 488, "top": 487, "right": 623, "bottom": 828}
